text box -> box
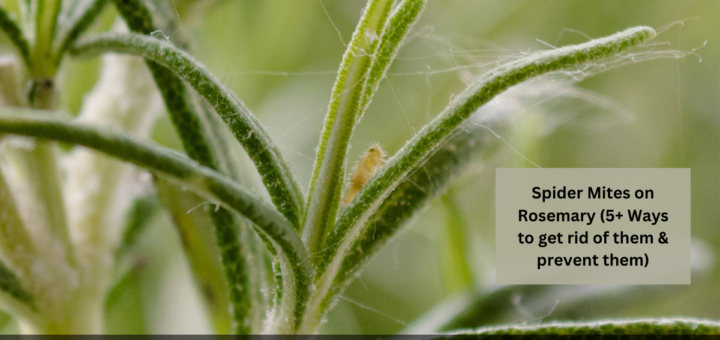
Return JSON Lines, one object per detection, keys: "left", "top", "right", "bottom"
{"left": 495, "top": 168, "right": 690, "bottom": 284}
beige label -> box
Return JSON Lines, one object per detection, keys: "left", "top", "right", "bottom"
{"left": 495, "top": 168, "right": 690, "bottom": 284}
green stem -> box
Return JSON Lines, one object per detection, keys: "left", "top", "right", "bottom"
{"left": 301, "top": 0, "right": 394, "bottom": 255}
{"left": 31, "top": 0, "right": 62, "bottom": 78}
{"left": 357, "top": 0, "right": 427, "bottom": 123}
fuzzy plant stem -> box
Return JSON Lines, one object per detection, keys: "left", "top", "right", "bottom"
{"left": 0, "top": 0, "right": 110, "bottom": 333}
{"left": 303, "top": 0, "right": 426, "bottom": 257}
{"left": 31, "top": 0, "right": 63, "bottom": 79}
{"left": 2, "top": 32, "right": 78, "bottom": 333}
{"left": 8, "top": 0, "right": 74, "bottom": 266}
{"left": 301, "top": 0, "right": 393, "bottom": 253}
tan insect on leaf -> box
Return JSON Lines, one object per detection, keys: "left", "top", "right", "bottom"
{"left": 343, "top": 144, "right": 384, "bottom": 204}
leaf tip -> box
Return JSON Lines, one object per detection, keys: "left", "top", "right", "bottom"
{"left": 626, "top": 26, "right": 656, "bottom": 44}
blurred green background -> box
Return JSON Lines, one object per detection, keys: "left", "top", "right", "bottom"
{"left": 4, "top": 0, "right": 718, "bottom": 334}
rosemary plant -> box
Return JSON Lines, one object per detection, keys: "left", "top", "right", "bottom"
{"left": 0, "top": 0, "right": 715, "bottom": 335}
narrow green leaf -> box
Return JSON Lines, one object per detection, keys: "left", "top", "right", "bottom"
{"left": 208, "top": 209, "right": 254, "bottom": 334}
{"left": 313, "top": 111, "right": 506, "bottom": 325}
{"left": 71, "top": 30, "right": 305, "bottom": 229}
{"left": 145, "top": 6, "right": 271, "bottom": 312}
{"left": 0, "top": 108, "right": 313, "bottom": 324}
{"left": 305, "top": 26, "right": 656, "bottom": 331}
{"left": 196, "top": 82, "right": 273, "bottom": 333}
{"left": 53, "top": 0, "right": 108, "bottom": 65}
{"left": 0, "top": 5, "right": 32, "bottom": 68}
{"left": 303, "top": 0, "right": 426, "bottom": 256}
{"left": 0, "top": 260, "right": 34, "bottom": 308}
{"left": 105, "top": 255, "right": 149, "bottom": 334}
{"left": 408, "top": 284, "right": 694, "bottom": 333}
{"left": 103, "top": 261, "right": 152, "bottom": 336}
{"left": 438, "top": 192, "right": 474, "bottom": 293}
{"left": 358, "top": 0, "right": 427, "bottom": 119}
{"left": 445, "top": 319, "right": 720, "bottom": 336}
{"left": 111, "top": 0, "right": 217, "bottom": 170}
{"left": 325, "top": 25, "right": 656, "bottom": 282}
{"left": 109, "top": 1, "right": 264, "bottom": 332}
{"left": 301, "top": 0, "right": 394, "bottom": 255}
